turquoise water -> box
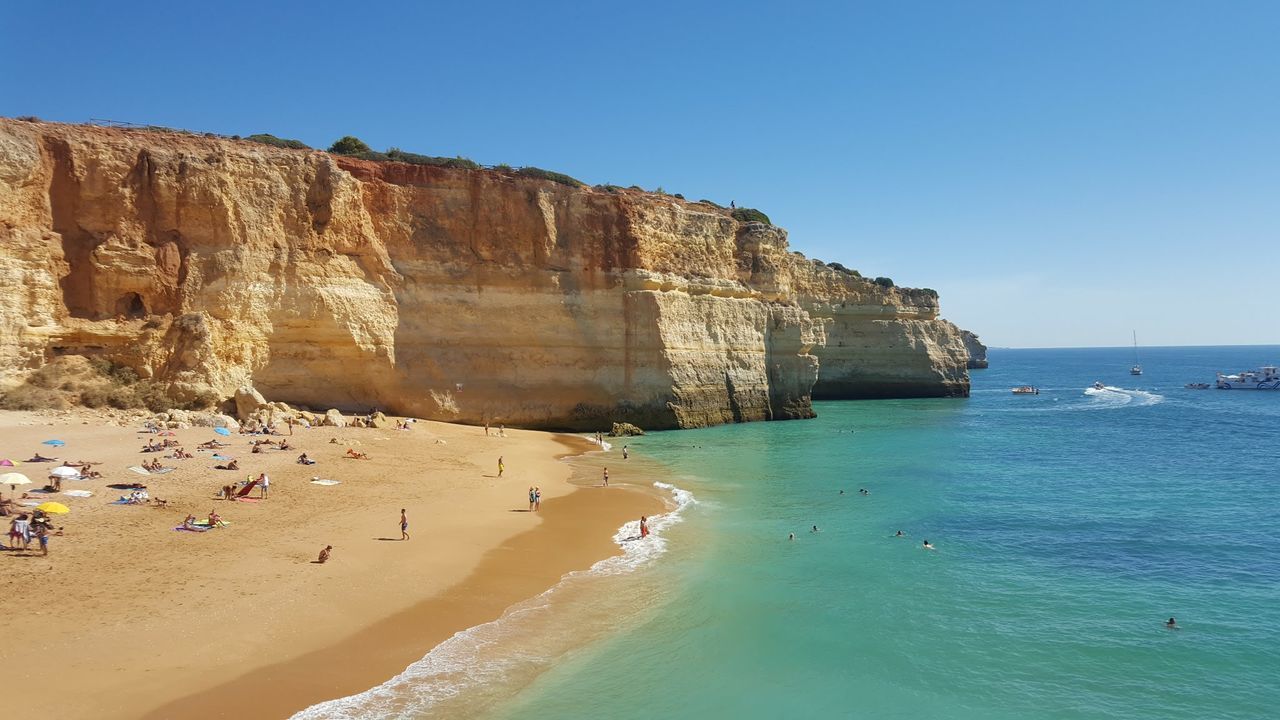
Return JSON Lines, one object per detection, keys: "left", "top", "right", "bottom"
{"left": 483, "top": 346, "right": 1280, "bottom": 720}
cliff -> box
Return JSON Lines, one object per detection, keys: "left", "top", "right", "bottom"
{"left": 961, "top": 330, "right": 989, "bottom": 369}
{"left": 0, "top": 119, "right": 969, "bottom": 429}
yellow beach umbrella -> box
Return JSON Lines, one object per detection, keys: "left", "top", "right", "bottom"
{"left": 1, "top": 472, "right": 32, "bottom": 487}
{"left": 35, "top": 501, "right": 70, "bottom": 514}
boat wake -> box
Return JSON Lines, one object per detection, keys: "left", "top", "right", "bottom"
{"left": 1082, "top": 385, "right": 1164, "bottom": 408}
{"left": 291, "top": 481, "right": 696, "bottom": 720}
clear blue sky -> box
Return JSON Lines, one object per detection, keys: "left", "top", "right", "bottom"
{"left": 5, "top": 1, "right": 1277, "bottom": 347}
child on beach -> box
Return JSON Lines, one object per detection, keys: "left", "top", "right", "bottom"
{"left": 318, "top": 545, "right": 332, "bottom": 563}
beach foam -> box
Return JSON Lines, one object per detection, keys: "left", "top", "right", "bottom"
{"left": 1082, "top": 385, "right": 1164, "bottom": 409}
{"left": 291, "top": 480, "right": 695, "bottom": 720}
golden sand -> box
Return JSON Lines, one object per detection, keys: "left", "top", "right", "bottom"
{"left": 0, "top": 410, "right": 663, "bottom": 719}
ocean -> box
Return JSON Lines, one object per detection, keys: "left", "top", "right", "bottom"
{"left": 296, "top": 346, "right": 1280, "bottom": 720}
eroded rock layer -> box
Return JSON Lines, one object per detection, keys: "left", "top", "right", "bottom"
{"left": 0, "top": 119, "right": 968, "bottom": 428}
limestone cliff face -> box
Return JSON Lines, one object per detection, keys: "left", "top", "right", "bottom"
{"left": 961, "top": 330, "right": 989, "bottom": 369}
{"left": 0, "top": 119, "right": 967, "bottom": 429}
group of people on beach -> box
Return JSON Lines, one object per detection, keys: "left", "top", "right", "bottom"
{"left": 528, "top": 486, "right": 542, "bottom": 511}
{"left": 5, "top": 510, "right": 57, "bottom": 554}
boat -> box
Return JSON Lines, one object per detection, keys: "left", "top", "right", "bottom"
{"left": 1011, "top": 386, "right": 1039, "bottom": 395}
{"left": 1184, "top": 383, "right": 1210, "bottom": 389}
{"left": 1092, "top": 381, "right": 1106, "bottom": 390}
{"left": 1215, "top": 366, "right": 1280, "bottom": 390}
{"left": 1129, "top": 331, "right": 1142, "bottom": 375}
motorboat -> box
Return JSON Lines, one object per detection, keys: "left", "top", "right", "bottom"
{"left": 1011, "top": 386, "right": 1039, "bottom": 395}
{"left": 1215, "top": 366, "right": 1280, "bottom": 390}
{"left": 1092, "top": 381, "right": 1105, "bottom": 390}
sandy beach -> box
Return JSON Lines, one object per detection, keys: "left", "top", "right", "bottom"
{"left": 0, "top": 410, "right": 664, "bottom": 719}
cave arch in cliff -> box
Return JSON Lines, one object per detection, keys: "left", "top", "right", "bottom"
{"left": 115, "top": 292, "right": 147, "bottom": 320}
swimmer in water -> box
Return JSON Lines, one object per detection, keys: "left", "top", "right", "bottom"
{"left": 895, "top": 530, "right": 904, "bottom": 537}
{"left": 811, "top": 525, "right": 819, "bottom": 533}
{"left": 922, "top": 539, "right": 935, "bottom": 550}
{"left": 788, "top": 533, "right": 795, "bottom": 541}
{"left": 839, "top": 489, "right": 845, "bottom": 495}
{"left": 1165, "top": 617, "right": 1179, "bottom": 630}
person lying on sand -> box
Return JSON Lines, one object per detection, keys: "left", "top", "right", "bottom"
{"left": 150, "top": 498, "right": 169, "bottom": 509}
{"left": 345, "top": 449, "right": 370, "bottom": 460}
{"left": 197, "top": 440, "right": 226, "bottom": 450}
{"left": 27, "top": 454, "right": 56, "bottom": 462}
{"left": 318, "top": 545, "right": 332, "bottom": 564}
{"left": 213, "top": 459, "right": 239, "bottom": 471}
{"left": 183, "top": 514, "right": 198, "bottom": 530}
{"left": 297, "top": 453, "right": 315, "bottom": 465}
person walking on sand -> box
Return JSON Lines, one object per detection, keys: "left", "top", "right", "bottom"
{"left": 498, "top": 456, "right": 505, "bottom": 477}
{"left": 400, "top": 509, "right": 410, "bottom": 540}
{"left": 602, "top": 467, "right": 609, "bottom": 487}
{"left": 534, "top": 486, "right": 541, "bottom": 511}
{"left": 528, "top": 486, "right": 536, "bottom": 512}
{"left": 318, "top": 545, "right": 332, "bottom": 563}
{"left": 623, "top": 445, "right": 629, "bottom": 460}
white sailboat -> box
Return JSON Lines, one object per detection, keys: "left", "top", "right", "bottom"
{"left": 1130, "top": 331, "right": 1142, "bottom": 376}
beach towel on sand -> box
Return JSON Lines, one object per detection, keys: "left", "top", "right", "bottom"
{"left": 63, "top": 490, "right": 93, "bottom": 497}
{"left": 309, "top": 478, "right": 341, "bottom": 486}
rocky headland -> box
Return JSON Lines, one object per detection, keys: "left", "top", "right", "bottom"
{"left": 0, "top": 118, "right": 975, "bottom": 429}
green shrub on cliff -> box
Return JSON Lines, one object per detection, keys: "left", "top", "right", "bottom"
{"left": 731, "top": 207, "right": 771, "bottom": 225}
{"left": 826, "top": 262, "right": 861, "bottom": 277}
{"left": 328, "top": 136, "right": 374, "bottom": 156}
{"left": 385, "top": 148, "right": 480, "bottom": 170}
{"left": 246, "top": 133, "right": 310, "bottom": 150}
{"left": 516, "top": 166, "right": 584, "bottom": 187}
{"left": 873, "top": 276, "right": 895, "bottom": 289}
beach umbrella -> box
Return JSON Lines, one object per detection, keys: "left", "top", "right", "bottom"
{"left": 35, "top": 501, "right": 70, "bottom": 514}
{"left": 214, "top": 427, "right": 231, "bottom": 436}
{"left": 50, "top": 466, "right": 81, "bottom": 478}
{"left": 0, "top": 459, "right": 18, "bottom": 467}
{"left": 42, "top": 439, "right": 66, "bottom": 447}
{"left": 1, "top": 472, "right": 32, "bottom": 487}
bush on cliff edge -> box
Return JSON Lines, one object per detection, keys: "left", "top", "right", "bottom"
{"left": 328, "top": 136, "right": 374, "bottom": 156}
{"left": 731, "top": 207, "right": 771, "bottom": 225}
{"left": 246, "top": 133, "right": 310, "bottom": 150}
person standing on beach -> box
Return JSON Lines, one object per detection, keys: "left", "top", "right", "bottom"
{"left": 485, "top": 421, "right": 490, "bottom": 436}
{"left": 623, "top": 445, "right": 629, "bottom": 460}
{"left": 35, "top": 523, "right": 48, "bottom": 556}
{"left": 498, "top": 456, "right": 505, "bottom": 477}
{"left": 602, "top": 467, "right": 609, "bottom": 487}
{"left": 528, "top": 486, "right": 536, "bottom": 511}
{"left": 400, "top": 509, "right": 410, "bottom": 540}
{"left": 534, "top": 487, "right": 541, "bottom": 511}
{"left": 640, "top": 516, "right": 649, "bottom": 538}
{"left": 258, "top": 472, "right": 270, "bottom": 498}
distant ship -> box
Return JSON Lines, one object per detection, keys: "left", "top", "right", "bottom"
{"left": 1215, "top": 366, "right": 1280, "bottom": 390}
{"left": 1129, "top": 331, "right": 1142, "bottom": 376}
{"left": 1011, "top": 386, "right": 1039, "bottom": 395}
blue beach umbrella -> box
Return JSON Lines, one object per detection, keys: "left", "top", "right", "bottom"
{"left": 42, "top": 439, "right": 65, "bottom": 447}
{"left": 214, "top": 427, "right": 231, "bottom": 436}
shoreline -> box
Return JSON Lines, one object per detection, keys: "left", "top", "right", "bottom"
{"left": 0, "top": 410, "right": 663, "bottom": 720}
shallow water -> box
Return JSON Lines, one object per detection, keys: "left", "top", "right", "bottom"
{"left": 295, "top": 346, "right": 1280, "bottom": 719}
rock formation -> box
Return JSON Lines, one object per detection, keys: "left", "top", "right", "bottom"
{"left": 0, "top": 118, "right": 971, "bottom": 429}
{"left": 960, "top": 330, "right": 989, "bottom": 369}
